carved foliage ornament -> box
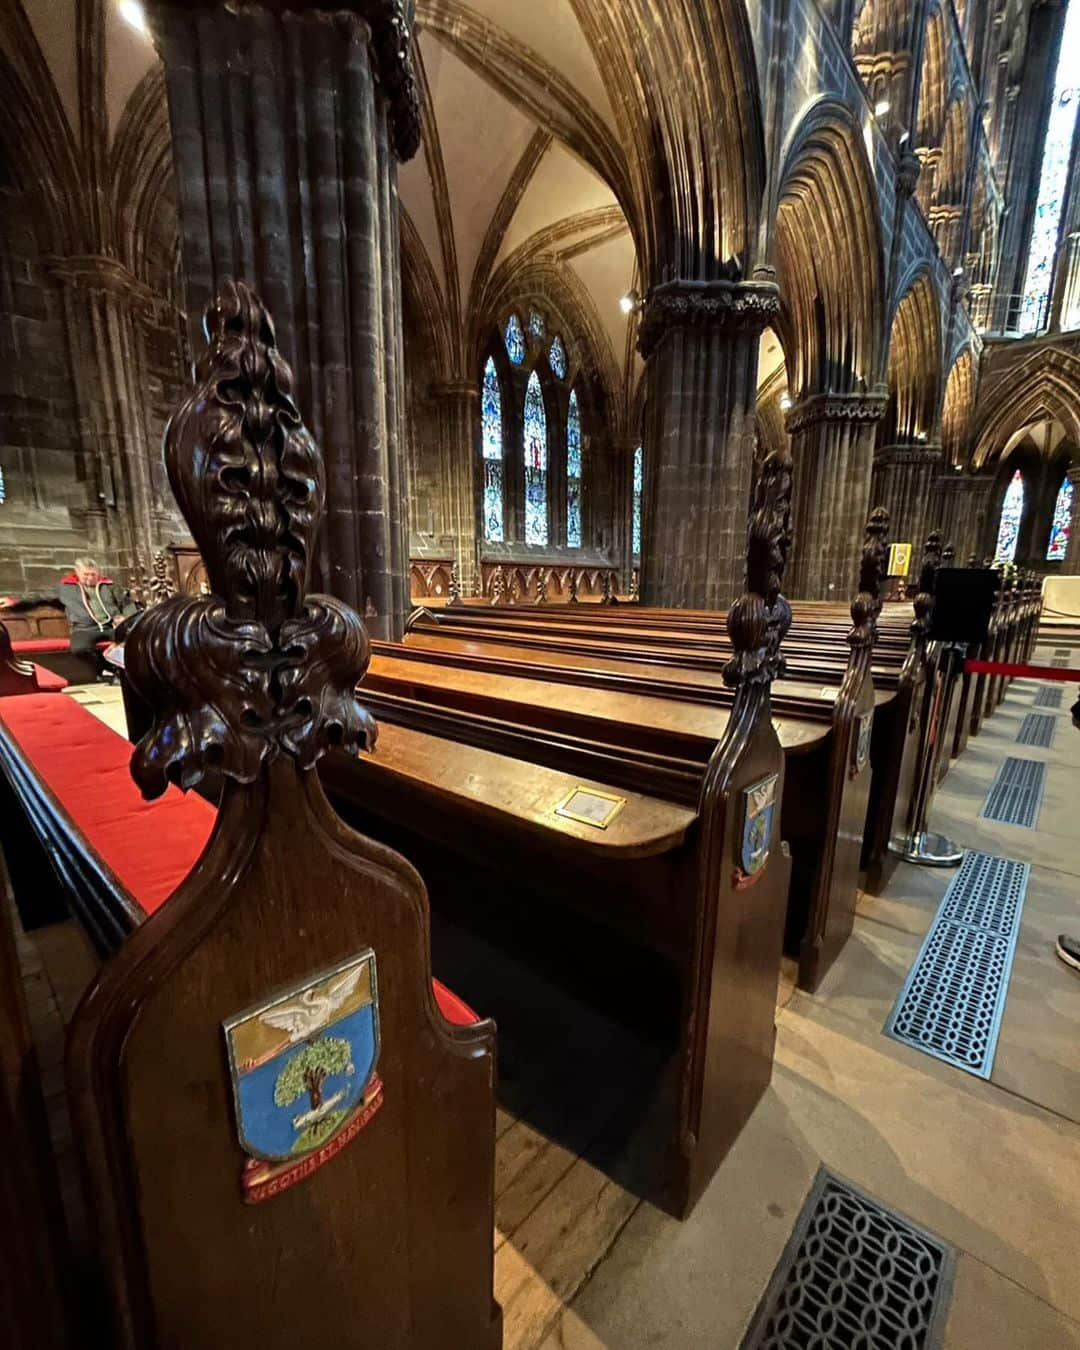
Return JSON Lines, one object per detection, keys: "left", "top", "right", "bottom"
{"left": 784, "top": 393, "right": 889, "bottom": 435}
{"left": 125, "top": 281, "right": 376, "bottom": 799}
{"left": 850, "top": 506, "right": 891, "bottom": 649}
{"left": 637, "top": 280, "right": 781, "bottom": 359}
{"left": 725, "top": 450, "right": 794, "bottom": 688}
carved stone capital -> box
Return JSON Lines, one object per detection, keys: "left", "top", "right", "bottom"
{"left": 897, "top": 149, "right": 922, "bottom": 198}
{"left": 874, "top": 443, "right": 944, "bottom": 468}
{"left": 637, "top": 279, "right": 781, "bottom": 359}
{"left": 149, "top": 1, "right": 421, "bottom": 160}
{"left": 430, "top": 379, "right": 479, "bottom": 405}
{"left": 785, "top": 391, "right": 889, "bottom": 435}
{"left": 45, "top": 254, "right": 169, "bottom": 321}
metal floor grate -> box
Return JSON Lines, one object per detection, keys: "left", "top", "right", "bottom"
{"left": 1034, "top": 685, "right": 1064, "bottom": 708}
{"left": 1052, "top": 656, "right": 1069, "bottom": 668}
{"left": 1016, "top": 712, "right": 1056, "bottom": 748}
{"left": 884, "top": 850, "right": 1029, "bottom": 1078}
{"left": 981, "top": 756, "right": 1046, "bottom": 827}
{"left": 740, "top": 1169, "right": 955, "bottom": 1350}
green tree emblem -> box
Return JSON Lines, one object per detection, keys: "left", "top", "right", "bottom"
{"left": 273, "top": 1036, "right": 355, "bottom": 1153}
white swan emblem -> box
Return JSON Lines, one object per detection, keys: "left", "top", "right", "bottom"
{"left": 259, "top": 967, "right": 365, "bottom": 1042}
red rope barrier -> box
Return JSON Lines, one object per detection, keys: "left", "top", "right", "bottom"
{"left": 963, "top": 659, "right": 1077, "bottom": 681}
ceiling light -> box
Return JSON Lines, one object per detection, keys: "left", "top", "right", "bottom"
{"left": 874, "top": 100, "right": 890, "bottom": 118}
{"left": 118, "top": 0, "right": 148, "bottom": 34}
{"left": 780, "top": 394, "right": 792, "bottom": 411}
{"left": 952, "top": 266, "right": 965, "bottom": 277}
{"left": 619, "top": 290, "right": 640, "bottom": 315}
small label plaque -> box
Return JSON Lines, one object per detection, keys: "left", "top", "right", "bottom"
{"left": 554, "top": 786, "right": 626, "bottom": 829}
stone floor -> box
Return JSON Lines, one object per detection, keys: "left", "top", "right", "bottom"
{"left": 19, "top": 660, "right": 1080, "bottom": 1348}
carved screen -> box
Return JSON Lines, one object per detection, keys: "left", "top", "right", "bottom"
{"left": 505, "top": 314, "right": 525, "bottom": 365}
{"left": 632, "top": 444, "right": 643, "bottom": 557}
{"left": 524, "top": 371, "right": 548, "bottom": 546}
{"left": 994, "top": 469, "right": 1024, "bottom": 562}
{"left": 566, "top": 389, "right": 582, "bottom": 548}
{"left": 1047, "top": 475, "right": 1073, "bottom": 561}
{"left": 481, "top": 357, "right": 504, "bottom": 543}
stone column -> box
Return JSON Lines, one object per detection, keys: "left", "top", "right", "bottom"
{"left": 933, "top": 472, "right": 994, "bottom": 563}
{"left": 430, "top": 379, "right": 478, "bottom": 595}
{"left": 48, "top": 256, "right": 163, "bottom": 574}
{"left": 636, "top": 278, "right": 779, "bottom": 609}
{"left": 871, "top": 444, "right": 946, "bottom": 556}
{"left": 148, "top": 1, "right": 420, "bottom": 639}
{"left": 1061, "top": 465, "right": 1080, "bottom": 574}
{"left": 786, "top": 393, "right": 888, "bottom": 600}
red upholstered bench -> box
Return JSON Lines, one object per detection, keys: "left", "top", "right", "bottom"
{"left": 11, "top": 638, "right": 72, "bottom": 655}
{"left": 0, "top": 693, "right": 478, "bottom": 1025}
{"left": 30, "top": 666, "right": 67, "bottom": 692}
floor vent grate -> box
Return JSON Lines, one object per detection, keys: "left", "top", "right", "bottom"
{"left": 739, "top": 1169, "right": 955, "bottom": 1350}
{"left": 1052, "top": 656, "right": 1069, "bottom": 668}
{"left": 1034, "top": 685, "right": 1064, "bottom": 709}
{"left": 1016, "top": 712, "right": 1056, "bottom": 748}
{"left": 884, "top": 850, "right": 1029, "bottom": 1078}
{"left": 981, "top": 756, "right": 1045, "bottom": 827}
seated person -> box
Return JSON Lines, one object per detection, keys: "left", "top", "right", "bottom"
{"left": 2, "top": 557, "right": 138, "bottom": 653}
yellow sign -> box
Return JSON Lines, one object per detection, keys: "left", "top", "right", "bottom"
{"left": 888, "top": 542, "right": 913, "bottom": 577}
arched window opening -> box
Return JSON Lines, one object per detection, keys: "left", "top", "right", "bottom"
{"left": 994, "top": 469, "right": 1025, "bottom": 562}
{"left": 567, "top": 390, "right": 582, "bottom": 548}
{"left": 632, "top": 445, "right": 643, "bottom": 557}
{"left": 1048, "top": 475, "right": 1073, "bottom": 560}
{"left": 523, "top": 370, "right": 548, "bottom": 545}
{"left": 481, "top": 357, "right": 504, "bottom": 543}
{"left": 1019, "top": 0, "right": 1080, "bottom": 333}
{"left": 505, "top": 314, "right": 525, "bottom": 365}
{"left": 549, "top": 336, "right": 567, "bottom": 380}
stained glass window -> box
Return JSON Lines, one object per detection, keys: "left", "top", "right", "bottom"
{"left": 1048, "top": 475, "right": 1073, "bottom": 560}
{"left": 567, "top": 389, "right": 582, "bottom": 548}
{"left": 523, "top": 370, "right": 548, "bottom": 545}
{"left": 549, "top": 335, "right": 567, "bottom": 380}
{"left": 994, "top": 469, "right": 1025, "bottom": 562}
{"left": 632, "top": 444, "right": 643, "bottom": 557}
{"left": 505, "top": 314, "right": 525, "bottom": 365}
{"left": 1019, "top": 0, "right": 1080, "bottom": 334}
{"left": 481, "top": 356, "right": 504, "bottom": 542}
{"left": 528, "top": 309, "right": 545, "bottom": 339}
{"left": 0, "top": 465, "right": 6, "bottom": 505}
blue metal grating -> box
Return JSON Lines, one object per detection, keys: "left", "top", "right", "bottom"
{"left": 1016, "top": 712, "right": 1056, "bottom": 749}
{"left": 980, "top": 756, "right": 1045, "bottom": 827}
{"left": 740, "top": 1169, "right": 955, "bottom": 1350}
{"left": 1034, "top": 685, "right": 1064, "bottom": 709}
{"left": 884, "top": 850, "right": 1029, "bottom": 1079}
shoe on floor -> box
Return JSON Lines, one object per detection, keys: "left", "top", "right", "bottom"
{"left": 1055, "top": 935, "right": 1080, "bottom": 973}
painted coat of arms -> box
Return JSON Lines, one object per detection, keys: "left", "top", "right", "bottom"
{"left": 738, "top": 772, "right": 778, "bottom": 884}
{"left": 852, "top": 710, "right": 874, "bottom": 777}
{"left": 223, "top": 950, "right": 383, "bottom": 1204}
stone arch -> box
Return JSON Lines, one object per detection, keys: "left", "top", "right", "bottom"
{"left": 942, "top": 349, "right": 976, "bottom": 468}
{"left": 774, "top": 99, "right": 887, "bottom": 400}
{"left": 914, "top": 7, "right": 948, "bottom": 213}
{"left": 882, "top": 268, "right": 942, "bottom": 445}
{"left": 973, "top": 348, "right": 1080, "bottom": 468}
{"left": 110, "top": 66, "right": 178, "bottom": 292}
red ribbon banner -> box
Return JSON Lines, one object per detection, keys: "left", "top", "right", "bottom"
{"left": 963, "top": 660, "right": 1077, "bottom": 681}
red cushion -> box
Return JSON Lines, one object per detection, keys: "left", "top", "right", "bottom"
{"left": 12, "top": 638, "right": 70, "bottom": 654}
{"left": 32, "top": 665, "right": 67, "bottom": 692}
{"left": 0, "top": 694, "right": 481, "bottom": 1025}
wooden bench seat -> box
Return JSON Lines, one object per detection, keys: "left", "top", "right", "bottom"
{"left": 0, "top": 691, "right": 478, "bottom": 1028}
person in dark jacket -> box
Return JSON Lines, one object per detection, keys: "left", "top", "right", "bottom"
{"left": 1, "top": 557, "right": 138, "bottom": 652}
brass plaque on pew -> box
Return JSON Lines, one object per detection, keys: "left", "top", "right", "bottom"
{"left": 554, "top": 786, "right": 627, "bottom": 829}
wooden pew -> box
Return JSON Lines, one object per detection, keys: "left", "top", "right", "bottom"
{"left": 323, "top": 451, "right": 800, "bottom": 1218}
{"left": 0, "top": 282, "right": 501, "bottom": 1349}
{"left": 0, "top": 622, "right": 68, "bottom": 696}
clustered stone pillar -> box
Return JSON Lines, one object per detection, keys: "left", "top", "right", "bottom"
{"left": 430, "top": 380, "right": 478, "bottom": 595}
{"left": 934, "top": 472, "right": 994, "bottom": 565}
{"left": 871, "top": 445, "right": 946, "bottom": 556}
{"left": 1062, "top": 466, "right": 1080, "bottom": 575}
{"left": 48, "top": 256, "right": 161, "bottom": 574}
{"left": 636, "top": 278, "right": 779, "bottom": 609}
{"left": 148, "top": 0, "right": 420, "bottom": 639}
{"left": 786, "top": 393, "right": 887, "bottom": 600}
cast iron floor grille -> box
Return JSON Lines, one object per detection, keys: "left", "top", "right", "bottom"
{"left": 980, "top": 756, "right": 1045, "bottom": 827}
{"left": 1052, "top": 656, "right": 1069, "bottom": 668}
{"left": 1034, "top": 685, "right": 1064, "bottom": 709}
{"left": 1016, "top": 712, "right": 1056, "bottom": 748}
{"left": 739, "top": 1169, "right": 955, "bottom": 1350}
{"left": 884, "top": 850, "right": 1029, "bottom": 1078}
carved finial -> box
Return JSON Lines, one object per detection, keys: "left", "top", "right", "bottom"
{"left": 506, "top": 571, "right": 520, "bottom": 605}
{"left": 601, "top": 571, "right": 615, "bottom": 605}
{"left": 149, "top": 550, "right": 176, "bottom": 605}
{"left": 917, "top": 530, "right": 944, "bottom": 598}
{"left": 630, "top": 569, "right": 639, "bottom": 601}
{"left": 942, "top": 542, "right": 956, "bottom": 565}
{"left": 535, "top": 569, "right": 548, "bottom": 605}
{"left": 568, "top": 570, "right": 579, "bottom": 604}
{"left": 851, "top": 506, "right": 890, "bottom": 650}
{"left": 124, "top": 281, "right": 376, "bottom": 799}
{"left": 967, "top": 552, "right": 978, "bottom": 567}
{"left": 490, "top": 565, "right": 505, "bottom": 605}
{"left": 447, "top": 560, "right": 460, "bottom": 606}
{"left": 725, "top": 449, "right": 793, "bottom": 687}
